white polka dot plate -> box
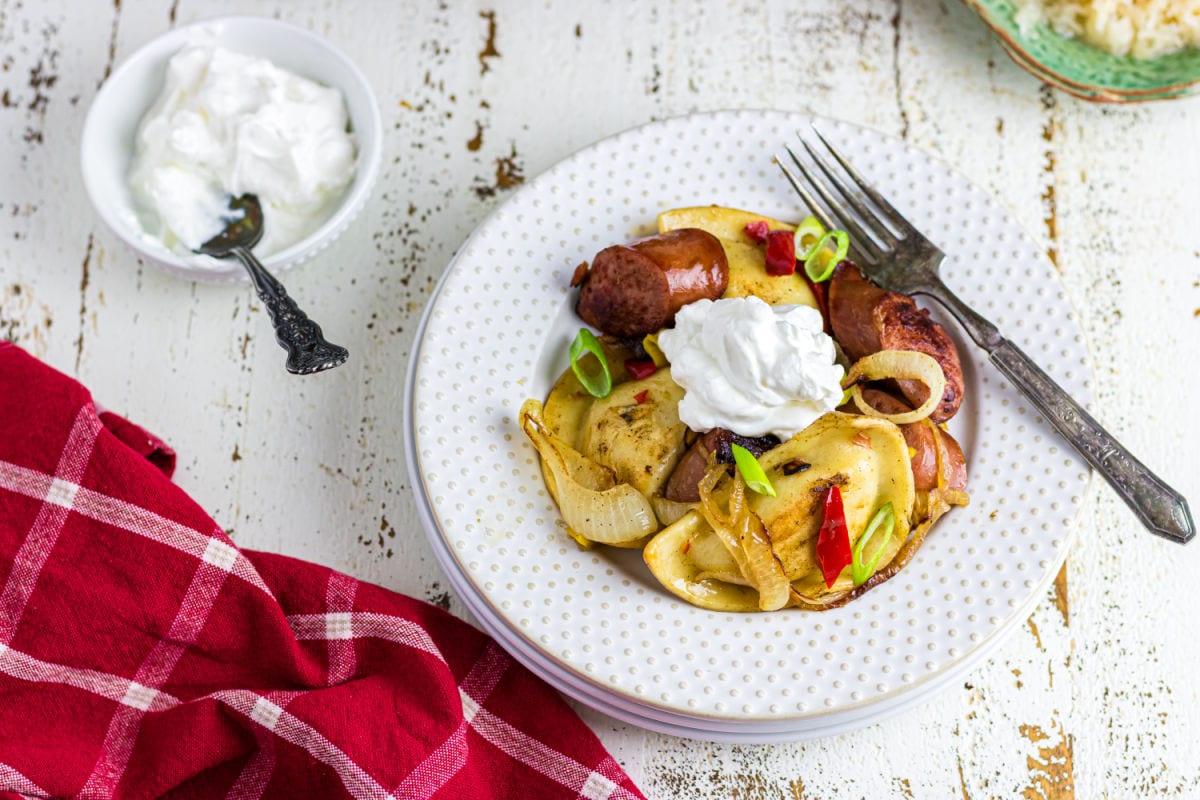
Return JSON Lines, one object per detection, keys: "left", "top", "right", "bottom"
{"left": 403, "top": 110, "right": 1093, "bottom": 741}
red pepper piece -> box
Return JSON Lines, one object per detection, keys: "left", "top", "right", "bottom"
{"left": 816, "top": 485, "right": 852, "bottom": 588}
{"left": 625, "top": 358, "right": 657, "bottom": 381}
{"left": 764, "top": 229, "right": 796, "bottom": 276}
{"left": 634, "top": 389, "right": 649, "bottom": 405}
{"left": 743, "top": 220, "right": 770, "bottom": 243}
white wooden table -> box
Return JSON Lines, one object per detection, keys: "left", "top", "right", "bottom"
{"left": 3, "top": 1, "right": 1198, "bottom": 797}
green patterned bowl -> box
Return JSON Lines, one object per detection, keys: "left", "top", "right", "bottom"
{"left": 962, "top": 0, "right": 1200, "bottom": 102}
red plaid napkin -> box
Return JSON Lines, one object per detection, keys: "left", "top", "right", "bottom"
{"left": 0, "top": 343, "right": 645, "bottom": 800}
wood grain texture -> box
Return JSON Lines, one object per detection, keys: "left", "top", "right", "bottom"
{"left": 1, "top": 0, "right": 1197, "bottom": 797}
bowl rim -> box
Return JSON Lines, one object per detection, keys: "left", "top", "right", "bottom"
{"left": 998, "top": 40, "right": 1197, "bottom": 103}
{"left": 79, "top": 14, "right": 383, "bottom": 279}
{"left": 960, "top": 0, "right": 1200, "bottom": 100}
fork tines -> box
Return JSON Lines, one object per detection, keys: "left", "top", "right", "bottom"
{"left": 777, "top": 126, "right": 915, "bottom": 266}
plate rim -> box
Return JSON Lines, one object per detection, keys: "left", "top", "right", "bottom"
{"left": 408, "top": 464, "right": 1083, "bottom": 740}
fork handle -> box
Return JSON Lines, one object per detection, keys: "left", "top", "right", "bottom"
{"left": 988, "top": 338, "right": 1193, "bottom": 543}
{"left": 918, "top": 282, "right": 1193, "bottom": 543}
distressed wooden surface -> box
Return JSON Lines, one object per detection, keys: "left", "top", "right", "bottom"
{"left": 2, "top": 1, "right": 1198, "bottom": 797}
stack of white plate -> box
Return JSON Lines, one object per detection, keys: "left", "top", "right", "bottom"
{"left": 403, "top": 111, "right": 1092, "bottom": 742}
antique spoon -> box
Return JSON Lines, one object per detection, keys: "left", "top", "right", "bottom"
{"left": 197, "top": 194, "right": 349, "bottom": 375}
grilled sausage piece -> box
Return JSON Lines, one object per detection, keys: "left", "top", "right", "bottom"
{"left": 662, "top": 429, "right": 785, "bottom": 502}
{"left": 859, "top": 389, "right": 967, "bottom": 492}
{"left": 663, "top": 429, "right": 724, "bottom": 503}
{"left": 828, "top": 262, "right": 965, "bottom": 423}
{"left": 575, "top": 228, "right": 729, "bottom": 338}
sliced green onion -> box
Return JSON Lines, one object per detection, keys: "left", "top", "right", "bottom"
{"left": 851, "top": 502, "right": 895, "bottom": 586}
{"left": 803, "top": 229, "right": 850, "bottom": 283}
{"left": 731, "top": 444, "right": 777, "bottom": 497}
{"left": 569, "top": 328, "right": 612, "bottom": 398}
{"left": 795, "top": 215, "right": 825, "bottom": 253}
{"left": 840, "top": 387, "right": 854, "bottom": 407}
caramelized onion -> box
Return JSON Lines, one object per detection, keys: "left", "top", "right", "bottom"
{"left": 697, "top": 465, "right": 751, "bottom": 580}
{"left": 697, "top": 465, "right": 788, "bottom": 611}
{"left": 843, "top": 350, "right": 947, "bottom": 425}
{"left": 651, "top": 496, "right": 696, "bottom": 527}
{"left": 729, "top": 476, "right": 790, "bottom": 611}
{"left": 520, "top": 400, "right": 658, "bottom": 545}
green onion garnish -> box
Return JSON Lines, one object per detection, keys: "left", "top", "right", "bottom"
{"left": 803, "top": 229, "right": 850, "bottom": 283}
{"left": 851, "top": 502, "right": 895, "bottom": 586}
{"left": 840, "top": 386, "right": 854, "bottom": 407}
{"left": 795, "top": 215, "right": 825, "bottom": 253}
{"left": 731, "top": 444, "right": 777, "bottom": 497}
{"left": 569, "top": 328, "right": 612, "bottom": 398}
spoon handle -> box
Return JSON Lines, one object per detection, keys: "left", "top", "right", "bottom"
{"left": 231, "top": 246, "right": 349, "bottom": 375}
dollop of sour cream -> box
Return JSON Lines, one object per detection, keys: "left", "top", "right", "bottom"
{"left": 129, "top": 46, "right": 357, "bottom": 258}
{"left": 657, "top": 296, "right": 845, "bottom": 441}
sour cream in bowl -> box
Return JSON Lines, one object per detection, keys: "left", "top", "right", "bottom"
{"left": 81, "top": 17, "right": 382, "bottom": 282}
{"left": 657, "top": 296, "right": 845, "bottom": 441}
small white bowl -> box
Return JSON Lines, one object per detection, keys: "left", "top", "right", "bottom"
{"left": 80, "top": 16, "right": 382, "bottom": 283}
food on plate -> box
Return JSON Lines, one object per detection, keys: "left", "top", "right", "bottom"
{"left": 657, "top": 296, "right": 844, "bottom": 441}
{"left": 646, "top": 414, "right": 913, "bottom": 611}
{"left": 129, "top": 46, "right": 357, "bottom": 259}
{"left": 574, "top": 229, "right": 729, "bottom": 338}
{"left": 656, "top": 207, "right": 795, "bottom": 244}
{"left": 522, "top": 336, "right": 688, "bottom": 547}
{"left": 859, "top": 388, "right": 967, "bottom": 492}
{"left": 828, "top": 262, "right": 964, "bottom": 423}
{"left": 1013, "top": 0, "right": 1200, "bottom": 59}
{"left": 663, "top": 429, "right": 778, "bottom": 504}
{"left": 522, "top": 205, "right": 969, "bottom": 611}
{"left": 658, "top": 208, "right": 818, "bottom": 309}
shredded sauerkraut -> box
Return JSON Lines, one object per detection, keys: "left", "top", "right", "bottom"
{"left": 1013, "top": 0, "right": 1200, "bottom": 59}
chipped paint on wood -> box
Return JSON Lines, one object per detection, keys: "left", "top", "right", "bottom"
{"left": 0, "top": 282, "right": 54, "bottom": 356}
{"left": 1039, "top": 85, "right": 1060, "bottom": 269}
{"left": 1027, "top": 616, "right": 1043, "bottom": 650}
{"left": 478, "top": 10, "right": 499, "bottom": 74}
{"left": 1052, "top": 564, "right": 1069, "bottom": 626}
{"left": 424, "top": 581, "right": 452, "bottom": 611}
{"left": 101, "top": 0, "right": 121, "bottom": 82}
{"left": 788, "top": 777, "right": 812, "bottom": 799}
{"left": 466, "top": 120, "right": 483, "bottom": 151}
{"left": 74, "top": 233, "right": 93, "bottom": 371}
{"left": 472, "top": 143, "right": 524, "bottom": 199}
{"left": 891, "top": 0, "right": 909, "bottom": 140}
{"left": 1020, "top": 721, "right": 1075, "bottom": 800}
{"left": 3, "top": 1, "right": 1198, "bottom": 798}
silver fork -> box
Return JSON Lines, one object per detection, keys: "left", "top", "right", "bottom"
{"left": 778, "top": 127, "right": 1193, "bottom": 544}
